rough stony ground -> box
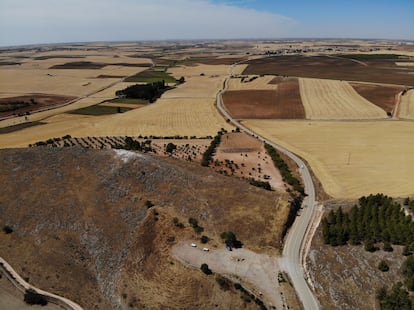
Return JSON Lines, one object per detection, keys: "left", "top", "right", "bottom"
{"left": 307, "top": 207, "right": 405, "bottom": 310}
{"left": 0, "top": 147, "right": 289, "bottom": 309}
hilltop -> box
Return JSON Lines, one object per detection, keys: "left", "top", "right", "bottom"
{"left": 0, "top": 147, "right": 290, "bottom": 309}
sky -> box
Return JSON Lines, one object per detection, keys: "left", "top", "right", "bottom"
{"left": 0, "top": 0, "right": 413, "bottom": 46}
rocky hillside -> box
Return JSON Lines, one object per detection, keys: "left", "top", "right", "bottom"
{"left": 0, "top": 147, "right": 289, "bottom": 309}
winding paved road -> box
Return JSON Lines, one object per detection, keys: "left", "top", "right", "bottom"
{"left": 216, "top": 65, "right": 320, "bottom": 310}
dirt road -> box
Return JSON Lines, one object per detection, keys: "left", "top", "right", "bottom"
{"left": 172, "top": 243, "right": 284, "bottom": 309}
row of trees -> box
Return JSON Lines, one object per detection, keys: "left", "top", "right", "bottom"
{"left": 322, "top": 194, "right": 414, "bottom": 247}
{"left": 264, "top": 143, "right": 304, "bottom": 195}
{"left": 115, "top": 137, "right": 153, "bottom": 152}
{"left": 201, "top": 129, "right": 227, "bottom": 167}
{"left": 115, "top": 81, "right": 169, "bottom": 103}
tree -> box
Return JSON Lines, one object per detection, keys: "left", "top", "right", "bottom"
{"left": 378, "top": 260, "right": 389, "bottom": 272}
{"left": 200, "top": 263, "right": 212, "bottom": 275}
{"left": 2, "top": 225, "right": 13, "bottom": 234}
{"left": 200, "top": 235, "right": 209, "bottom": 244}
{"left": 383, "top": 242, "right": 393, "bottom": 252}
{"left": 220, "top": 231, "right": 242, "bottom": 248}
{"left": 165, "top": 143, "right": 177, "bottom": 153}
{"left": 145, "top": 200, "right": 154, "bottom": 208}
{"left": 24, "top": 289, "right": 48, "bottom": 306}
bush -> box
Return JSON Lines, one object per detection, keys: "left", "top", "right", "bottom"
{"left": 220, "top": 231, "right": 242, "bottom": 248}
{"left": 383, "top": 242, "right": 393, "bottom": 252}
{"left": 145, "top": 200, "right": 154, "bottom": 208}
{"left": 378, "top": 260, "right": 390, "bottom": 272}
{"left": 200, "top": 235, "right": 209, "bottom": 244}
{"left": 2, "top": 225, "right": 13, "bottom": 234}
{"left": 365, "top": 240, "right": 378, "bottom": 252}
{"left": 24, "top": 289, "right": 48, "bottom": 306}
{"left": 165, "top": 142, "right": 177, "bottom": 153}
{"left": 200, "top": 263, "right": 212, "bottom": 275}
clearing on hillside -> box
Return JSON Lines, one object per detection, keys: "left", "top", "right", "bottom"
{"left": 399, "top": 89, "right": 414, "bottom": 119}
{"left": 212, "top": 132, "right": 284, "bottom": 190}
{"left": 243, "top": 120, "right": 414, "bottom": 199}
{"left": 299, "top": 78, "right": 387, "bottom": 120}
{"left": 223, "top": 78, "right": 305, "bottom": 119}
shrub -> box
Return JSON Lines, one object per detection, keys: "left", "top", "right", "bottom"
{"left": 378, "top": 260, "right": 390, "bottom": 272}
{"left": 200, "top": 235, "right": 209, "bottom": 244}
{"left": 220, "top": 231, "right": 242, "bottom": 248}
{"left": 365, "top": 240, "right": 377, "bottom": 252}
{"left": 145, "top": 200, "right": 154, "bottom": 208}
{"left": 3, "top": 225, "right": 13, "bottom": 234}
{"left": 383, "top": 242, "right": 393, "bottom": 252}
{"left": 200, "top": 263, "right": 212, "bottom": 275}
{"left": 24, "top": 289, "right": 48, "bottom": 306}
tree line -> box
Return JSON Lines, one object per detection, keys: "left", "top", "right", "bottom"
{"left": 201, "top": 129, "right": 227, "bottom": 167}
{"left": 264, "top": 143, "right": 304, "bottom": 195}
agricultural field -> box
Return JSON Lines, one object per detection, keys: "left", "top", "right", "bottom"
{"left": 243, "top": 120, "right": 414, "bottom": 198}
{"left": 243, "top": 55, "right": 414, "bottom": 86}
{"left": 227, "top": 75, "right": 278, "bottom": 90}
{"left": 350, "top": 83, "right": 404, "bottom": 115}
{"left": 399, "top": 89, "right": 414, "bottom": 119}
{"left": 223, "top": 77, "right": 304, "bottom": 119}
{"left": 298, "top": 78, "right": 387, "bottom": 120}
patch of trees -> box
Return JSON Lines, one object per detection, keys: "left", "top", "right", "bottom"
{"left": 24, "top": 289, "right": 48, "bottom": 306}
{"left": 321, "top": 194, "right": 414, "bottom": 247}
{"left": 116, "top": 137, "right": 153, "bottom": 152}
{"left": 201, "top": 129, "right": 227, "bottom": 167}
{"left": 248, "top": 179, "right": 271, "bottom": 191}
{"left": 115, "top": 81, "right": 170, "bottom": 103}
{"left": 281, "top": 195, "right": 304, "bottom": 239}
{"left": 220, "top": 231, "right": 242, "bottom": 248}
{"left": 264, "top": 143, "right": 304, "bottom": 195}
{"left": 377, "top": 283, "right": 412, "bottom": 310}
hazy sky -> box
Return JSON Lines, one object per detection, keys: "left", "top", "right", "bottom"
{"left": 0, "top": 0, "right": 413, "bottom": 46}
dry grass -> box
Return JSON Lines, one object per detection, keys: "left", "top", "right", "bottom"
{"left": 299, "top": 78, "right": 387, "bottom": 119}
{"left": 399, "top": 89, "right": 414, "bottom": 119}
{"left": 243, "top": 120, "right": 414, "bottom": 198}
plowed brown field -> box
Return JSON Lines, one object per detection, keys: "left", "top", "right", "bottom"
{"left": 222, "top": 78, "right": 305, "bottom": 119}
{"left": 351, "top": 83, "right": 404, "bottom": 114}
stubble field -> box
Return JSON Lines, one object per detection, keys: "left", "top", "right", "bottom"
{"left": 243, "top": 120, "right": 414, "bottom": 198}
{"left": 299, "top": 78, "right": 387, "bottom": 120}
{"left": 399, "top": 89, "right": 414, "bottom": 119}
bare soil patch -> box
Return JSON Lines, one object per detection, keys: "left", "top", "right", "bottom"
{"left": 0, "top": 94, "right": 76, "bottom": 118}
{"left": 211, "top": 132, "right": 284, "bottom": 191}
{"left": 244, "top": 55, "right": 414, "bottom": 86}
{"left": 223, "top": 78, "right": 305, "bottom": 119}
{"left": 351, "top": 83, "right": 404, "bottom": 114}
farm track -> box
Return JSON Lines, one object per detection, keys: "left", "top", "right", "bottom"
{"left": 0, "top": 257, "right": 83, "bottom": 310}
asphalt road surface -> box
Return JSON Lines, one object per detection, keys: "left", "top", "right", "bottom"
{"left": 216, "top": 67, "right": 320, "bottom": 310}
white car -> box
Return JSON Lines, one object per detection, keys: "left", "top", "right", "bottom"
{"left": 203, "top": 248, "right": 209, "bottom": 252}
{"left": 191, "top": 243, "right": 197, "bottom": 247}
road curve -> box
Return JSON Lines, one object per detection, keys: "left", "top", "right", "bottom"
{"left": 216, "top": 65, "right": 320, "bottom": 310}
{"left": 0, "top": 257, "right": 83, "bottom": 310}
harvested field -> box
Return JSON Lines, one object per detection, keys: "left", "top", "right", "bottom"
{"left": 223, "top": 78, "right": 305, "bottom": 119}
{"left": 350, "top": 83, "right": 404, "bottom": 114}
{"left": 212, "top": 132, "right": 284, "bottom": 190}
{"left": 243, "top": 120, "right": 414, "bottom": 198}
{"left": 243, "top": 55, "right": 414, "bottom": 86}
{"left": 399, "top": 89, "right": 414, "bottom": 119}
{"left": 299, "top": 78, "right": 387, "bottom": 119}
{"left": 0, "top": 94, "right": 76, "bottom": 118}
{"left": 227, "top": 75, "right": 278, "bottom": 90}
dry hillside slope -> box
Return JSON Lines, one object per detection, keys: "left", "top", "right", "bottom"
{"left": 0, "top": 147, "right": 289, "bottom": 309}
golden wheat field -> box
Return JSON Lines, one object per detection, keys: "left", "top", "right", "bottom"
{"left": 399, "top": 89, "right": 414, "bottom": 119}
{"left": 228, "top": 76, "right": 278, "bottom": 90}
{"left": 299, "top": 78, "right": 388, "bottom": 119}
{"left": 243, "top": 119, "right": 414, "bottom": 198}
